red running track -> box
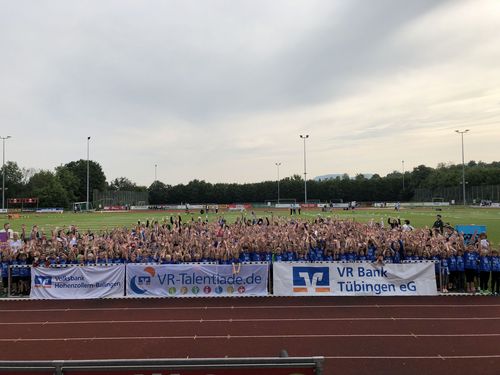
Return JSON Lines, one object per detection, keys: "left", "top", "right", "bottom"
{"left": 0, "top": 296, "right": 499, "bottom": 375}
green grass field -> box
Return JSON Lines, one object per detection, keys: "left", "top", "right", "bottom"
{"left": 2, "top": 207, "right": 500, "bottom": 245}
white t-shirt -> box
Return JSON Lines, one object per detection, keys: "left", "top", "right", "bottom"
{"left": 480, "top": 238, "right": 490, "bottom": 249}
{"left": 8, "top": 239, "right": 23, "bottom": 254}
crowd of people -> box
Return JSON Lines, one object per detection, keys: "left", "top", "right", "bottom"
{"left": 0, "top": 213, "right": 499, "bottom": 296}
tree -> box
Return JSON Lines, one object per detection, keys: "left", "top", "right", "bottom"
{"left": 55, "top": 166, "right": 79, "bottom": 203}
{"left": 0, "top": 161, "right": 24, "bottom": 198}
{"left": 62, "top": 160, "right": 107, "bottom": 202}
{"left": 148, "top": 181, "right": 169, "bottom": 204}
{"left": 27, "top": 171, "right": 69, "bottom": 208}
{"left": 109, "top": 177, "right": 146, "bottom": 192}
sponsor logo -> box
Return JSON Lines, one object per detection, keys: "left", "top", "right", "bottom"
{"left": 203, "top": 286, "right": 212, "bottom": 294}
{"left": 34, "top": 275, "right": 52, "bottom": 288}
{"left": 215, "top": 286, "right": 223, "bottom": 294}
{"left": 192, "top": 286, "right": 200, "bottom": 295}
{"left": 129, "top": 266, "right": 156, "bottom": 295}
{"left": 292, "top": 267, "right": 330, "bottom": 293}
{"left": 168, "top": 287, "right": 176, "bottom": 295}
{"left": 180, "top": 286, "right": 188, "bottom": 295}
{"left": 237, "top": 285, "right": 246, "bottom": 294}
{"left": 226, "top": 286, "right": 234, "bottom": 294}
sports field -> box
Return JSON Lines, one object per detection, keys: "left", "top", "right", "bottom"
{"left": 3, "top": 207, "right": 500, "bottom": 245}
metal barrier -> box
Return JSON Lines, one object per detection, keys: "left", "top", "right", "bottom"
{"left": 0, "top": 357, "right": 324, "bottom": 374}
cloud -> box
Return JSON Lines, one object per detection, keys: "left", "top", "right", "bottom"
{"left": 0, "top": 0, "right": 499, "bottom": 186}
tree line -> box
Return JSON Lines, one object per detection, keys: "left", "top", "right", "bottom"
{"left": 2, "top": 160, "right": 500, "bottom": 208}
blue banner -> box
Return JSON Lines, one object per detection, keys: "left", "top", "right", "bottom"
{"left": 455, "top": 225, "right": 487, "bottom": 243}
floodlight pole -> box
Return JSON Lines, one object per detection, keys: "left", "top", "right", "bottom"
{"left": 455, "top": 129, "right": 469, "bottom": 206}
{"left": 87, "top": 136, "right": 91, "bottom": 210}
{"left": 155, "top": 164, "right": 157, "bottom": 182}
{"left": 275, "top": 162, "right": 281, "bottom": 204}
{"left": 1, "top": 136, "right": 12, "bottom": 210}
{"left": 300, "top": 134, "right": 309, "bottom": 204}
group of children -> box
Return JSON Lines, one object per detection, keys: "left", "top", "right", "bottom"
{"left": 1, "top": 215, "right": 499, "bottom": 296}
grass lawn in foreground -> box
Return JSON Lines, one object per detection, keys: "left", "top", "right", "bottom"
{"left": 2, "top": 207, "right": 499, "bottom": 245}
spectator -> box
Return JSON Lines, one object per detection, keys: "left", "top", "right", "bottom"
{"left": 432, "top": 215, "right": 444, "bottom": 234}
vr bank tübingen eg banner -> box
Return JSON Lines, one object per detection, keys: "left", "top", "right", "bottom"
{"left": 272, "top": 262, "right": 437, "bottom": 296}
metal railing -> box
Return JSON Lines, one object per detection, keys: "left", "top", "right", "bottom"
{"left": 0, "top": 357, "right": 324, "bottom": 374}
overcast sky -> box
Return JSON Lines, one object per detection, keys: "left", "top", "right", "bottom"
{"left": 1, "top": 0, "right": 499, "bottom": 186}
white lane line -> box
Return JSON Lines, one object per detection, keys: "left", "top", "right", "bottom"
{"left": 323, "top": 355, "right": 500, "bottom": 359}
{"left": 0, "top": 317, "right": 499, "bottom": 325}
{"left": 0, "top": 304, "right": 499, "bottom": 313}
{"left": 1, "top": 333, "right": 499, "bottom": 342}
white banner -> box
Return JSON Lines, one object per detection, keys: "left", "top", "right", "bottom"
{"left": 273, "top": 262, "right": 437, "bottom": 296}
{"left": 30, "top": 265, "right": 125, "bottom": 299}
{"left": 127, "top": 263, "right": 269, "bottom": 297}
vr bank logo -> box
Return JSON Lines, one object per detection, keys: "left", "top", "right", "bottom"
{"left": 292, "top": 267, "right": 330, "bottom": 293}
{"left": 129, "top": 266, "right": 156, "bottom": 295}
{"left": 34, "top": 275, "right": 52, "bottom": 288}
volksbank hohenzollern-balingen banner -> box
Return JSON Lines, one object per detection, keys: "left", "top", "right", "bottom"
{"left": 30, "top": 265, "right": 125, "bottom": 299}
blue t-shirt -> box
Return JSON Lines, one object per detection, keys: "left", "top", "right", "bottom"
{"left": 464, "top": 252, "right": 478, "bottom": 270}
{"left": 491, "top": 256, "right": 500, "bottom": 272}
{"left": 240, "top": 252, "right": 251, "bottom": 262}
{"left": 479, "top": 256, "right": 491, "bottom": 272}
{"left": 448, "top": 256, "right": 457, "bottom": 272}
{"left": 367, "top": 246, "right": 376, "bottom": 260}
{"left": 456, "top": 255, "right": 465, "bottom": 271}
{"left": 11, "top": 260, "right": 20, "bottom": 277}
{"left": 296, "top": 252, "right": 306, "bottom": 261}
{"left": 1, "top": 261, "right": 10, "bottom": 278}
{"left": 250, "top": 252, "right": 261, "bottom": 262}
{"left": 315, "top": 248, "right": 324, "bottom": 261}
{"left": 262, "top": 252, "right": 272, "bottom": 262}
{"left": 441, "top": 257, "right": 449, "bottom": 274}
{"left": 346, "top": 252, "right": 357, "bottom": 262}
{"left": 18, "top": 261, "right": 30, "bottom": 277}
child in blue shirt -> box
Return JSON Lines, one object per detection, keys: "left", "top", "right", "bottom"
{"left": 440, "top": 255, "right": 450, "bottom": 293}
{"left": 448, "top": 254, "right": 457, "bottom": 291}
{"left": 17, "top": 253, "right": 30, "bottom": 296}
{"left": 490, "top": 250, "right": 500, "bottom": 295}
{"left": 1, "top": 256, "right": 10, "bottom": 296}
{"left": 464, "top": 247, "right": 478, "bottom": 293}
{"left": 455, "top": 250, "right": 465, "bottom": 292}
{"left": 479, "top": 251, "right": 492, "bottom": 294}
{"left": 346, "top": 251, "right": 357, "bottom": 263}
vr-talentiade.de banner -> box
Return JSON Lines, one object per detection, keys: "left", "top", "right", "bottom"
{"left": 30, "top": 265, "right": 125, "bottom": 299}
{"left": 272, "top": 262, "right": 438, "bottom": 296}
{"left": 126, "top": 264, "right": 269, "bottom": 297}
